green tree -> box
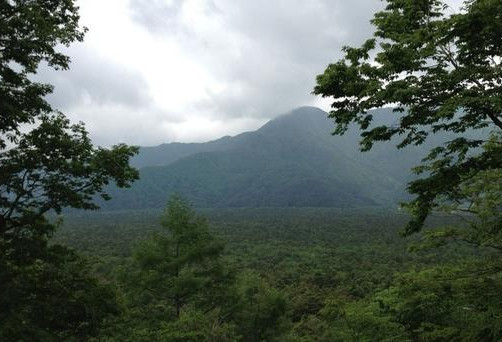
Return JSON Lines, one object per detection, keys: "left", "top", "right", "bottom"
{"left": 133, "top": 195, "right": 225, "bottom": 319}
{"left": 156, "top": 308, "right": 239, "bottom": 342}
{"left": 314, "top": 0, "right": 502, "bottom": 234}
{"left": 413, "top": 133, "right": 502, "bottom": 251}
{"left": 375, "top": 265, "right": 502, "bottom": 341}
{"left": 0, "top": 0, "right": 85, "bottom": 148}
{"left": 0, "top": 1, "right": 138, "bottom": 339}
{"left": 0, "top": 242, "right": 120, "bottom": 341}
{"left": 230, "top": 271, "right": 288, "bottom": 342}
{"left": 319, "top": 293, "right": 408, "bottom": 342}
{"left": 0, "top": 0, "right": 138, "bottom": 244}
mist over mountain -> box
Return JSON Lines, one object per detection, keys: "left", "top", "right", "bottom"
{"left": 103, "top": 106, "right": 438, "bottom": 210}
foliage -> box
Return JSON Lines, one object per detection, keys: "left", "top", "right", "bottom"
{"left": 0, "top": 113, "right": 138, "bottom": 232}
{"left": 414, "top": 133, "right": 502, "bottom": 252}
{"left": 320, "top": 293, "right": 408, "bottom": 341}
{"left": 229, "top": 271, "right": 288, "bottom": 342}
{"left": 156, "top": 308, "right": 239, "bottom": 342}
{"left": 0, "top": 219, "right": 119, "bottom": 341}
{"left": 58, "top": 207, "right": 486, "bottom": 340}
{"left": 0, "top": 0, "right": 139, "bottom": 235}
{"left": 0, "top": 1, "right": 138, "bottom": 338}
{"left": 376, "top": 264, "right": 502, "bottom": 341}
{"left": 132, "top": 195, "right": 225, "bottom": 318}
{"left": 313, "top": 1, "right": 502, "bottom": 339}
{"left": 0, "top": 0, "right": 86, "bottom": 148}
{"left": 0, "top": 0, "right": 139, "bottom": 243}
{"left": 314, "top": 0, "right": 502, "bottom": 233}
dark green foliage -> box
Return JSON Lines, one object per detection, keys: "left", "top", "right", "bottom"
{"left": 374, "top": 263, "right": 502, "bottom": 341}
{"left": 0, "top": 0, "right": 139, "bottom": 235}
{"left": 313, "top": 2, "right": 502, "bottom": 338}
{"left": 230, "top": 271, "right": 288, "bottom": 342}
{"left": 411, "top": 133, "right": 502, "bottom": 254}
{"left": 314, "top": 0, "right": 502, "bottom": 233}
{"left": 155, "top": 308, "right": 239, "bottom": 342}
{"left": 57, "top": 207, "right": 496, "bottom": 340}
{"left": 0, "top": 0, "right": 86, "bottom": 148}
{"left": 1, "top": 114, "right": 138, "bottom": 221}
{"left": 132, "top": 195, "right": 225, "bottom": 319}
{"left": 0, "top": 0, "right": 139, "bottom": 239}
{"left": 0, "top": 219, "right": 118, "bottom": 341}
{"left": 0, "top": 1, "right": 138, "bottom": 338}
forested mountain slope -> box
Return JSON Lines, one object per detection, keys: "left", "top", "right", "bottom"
{"left": 104, "top": 107, "right": 439, "bottom": 209}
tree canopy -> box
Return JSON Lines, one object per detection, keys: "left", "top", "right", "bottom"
{"left": 0, "top": 0, "right": 138, "bottom": 236}
{"left": 314, "top": 0, "right": 502, "bottom": 234}
{"left": 0, "top": 0, "right": 86, "bottom": 148}
{"left": 0, "top": 1, "right": 138, "bottom": 338}
{"left": 133, "top": 194, "right": 225, "bottom": 319}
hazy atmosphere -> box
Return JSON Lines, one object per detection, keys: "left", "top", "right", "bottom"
{"left": 38, "top": 0, "right": 385, "bottom": 146}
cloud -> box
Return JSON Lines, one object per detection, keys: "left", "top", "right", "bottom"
{"left": 39, "top": 47, "right": 151, "bottom": 111}
{"left": 36, "top": 45, "right": 190, "bottom": 146}
{"left": 128, "top": 0, "right": 187, "bottom": 34}
{"left": 37, "top": 0, "right": 385, "bottom": 146}
{"left": 129, "top": 0, "right": 383, "bottom": 120}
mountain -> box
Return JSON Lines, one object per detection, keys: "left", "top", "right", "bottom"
{"left": 103, "top": 106, "right": 436, "bottom": 210}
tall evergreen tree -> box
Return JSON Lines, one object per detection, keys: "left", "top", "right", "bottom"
{"left": 133, "top": 195, "right": 225, "bottom": 319}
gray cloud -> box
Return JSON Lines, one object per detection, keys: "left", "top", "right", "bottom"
{"left": 129, "top": 0, "right": 383, "bottom": 121}
{"left": 34, "top": 1, "right": 386, "bottom": 146}
{"left": 37, "top": 46, "right": 152, "bottom": 112}
{"left": 129, "top": 0, "right": 186, "bottom": 34}
{"left": 35, "top": 45, "right": 186, "bottom": 146}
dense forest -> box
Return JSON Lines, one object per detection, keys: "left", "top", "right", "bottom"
{"left": 52, "top": 204, "right": 500, "bottom": 341}
{"left": 2, "top": 0, "right": 502, "bottom": 341}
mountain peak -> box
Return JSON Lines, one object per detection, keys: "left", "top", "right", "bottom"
{"left": 260, "top": 106, "right": 329, "bottom": 134}
{"left": 273, "top": 106, "right": 326, "bottom": 120}
{"left": 106, "top": 106, "right": 430, "bottom": 210}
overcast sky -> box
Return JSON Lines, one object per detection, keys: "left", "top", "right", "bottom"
{"left": 40, "top": 0, "right": 386, "bottom": 146}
